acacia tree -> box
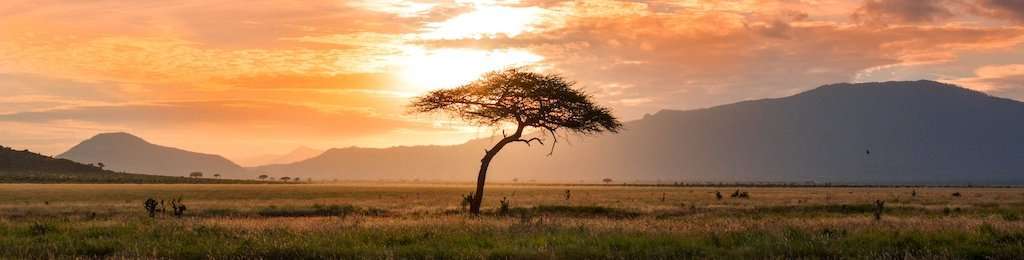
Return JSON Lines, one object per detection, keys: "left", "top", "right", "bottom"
{"left": 410, "top": 68, "right": 622, "bottom": 214}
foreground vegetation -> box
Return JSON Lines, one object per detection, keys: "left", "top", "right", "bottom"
{"left": 2, "top": 184, "right": 1024, "bottom": 258}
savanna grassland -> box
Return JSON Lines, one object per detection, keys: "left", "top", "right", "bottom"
{"left": 2, "top": 183, "right": 1024, "bottom": 259}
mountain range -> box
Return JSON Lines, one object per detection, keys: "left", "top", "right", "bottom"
{"left": 254, "top": 80, "right": 1024, "bottom": 184}
{"left": 48, "top": 80, "right": 1024, "bottom": 184}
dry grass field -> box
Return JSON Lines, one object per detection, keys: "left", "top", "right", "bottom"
{"left": 2, "top": 183, "right": 1024, "bottom": 258}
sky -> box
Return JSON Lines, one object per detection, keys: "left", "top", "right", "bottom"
{"left": 1, "top": 0, "right": 1023, "bottom": 161}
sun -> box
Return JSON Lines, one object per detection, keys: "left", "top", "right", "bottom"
{"left": 396, "top": 47, "right": 544, "bottom": 92}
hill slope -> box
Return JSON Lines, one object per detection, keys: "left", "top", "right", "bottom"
{"left": 0, "top": 146, "right": 251, "bottom": 183}
{"left": 235, "top": 146, "right": 322, "bottom": 167}
{"left": 254, "top": 80, "right": 1024, "bottom": 184}
{"left": 59, "top": 133, "right": 251, "bottom": 179}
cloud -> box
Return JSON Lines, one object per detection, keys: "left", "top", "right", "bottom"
{"left": 852, "top": 0, "right": 955, "bottom": 25}
{"left": 974, "top": 0, "right": 1024, "bottom": 22}
{"left": 0, "top": 100, "right": 416, "bottom": 137}
{"left": 949, "top": 64, "right": 1024, "bottom": 99}
{"left": 0, "top": 99, "right": 438, "bottom": 157}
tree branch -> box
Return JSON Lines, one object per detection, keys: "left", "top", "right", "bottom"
{"left": 512, "top": 137, "right": 544, "bottom": 146}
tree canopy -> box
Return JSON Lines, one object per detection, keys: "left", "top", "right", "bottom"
{"left": 410, "top": 67, "right": 622, "bottom": 151}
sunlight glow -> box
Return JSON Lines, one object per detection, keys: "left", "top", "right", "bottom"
{"left": 396, "top": 47, "right": 543, "bottom": 92}
{"left": 421, "top": 4, "right": 548, "bottom": 39}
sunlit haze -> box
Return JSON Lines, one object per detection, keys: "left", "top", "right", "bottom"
{"left": 2, "top": 0, "right": 1024, "bottom": 160}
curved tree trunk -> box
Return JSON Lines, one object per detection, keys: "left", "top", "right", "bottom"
{"left": 469, "top": 127, "right": 523, "bottom": 215}
{"left": 469, "top": 151, "right": 497, "bottom": 214}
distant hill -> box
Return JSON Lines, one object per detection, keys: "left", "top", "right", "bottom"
{"left": 0, "top": 145, "right": 252, "bottom": 183}
{"left": 254, "top": 80, "right": 1024, "bottom": 185}
{"left": 236, "top": 146, "right": 322, "bottom": 167}
{"left": 58, "top": 133, "right": 251, "bottom": 179}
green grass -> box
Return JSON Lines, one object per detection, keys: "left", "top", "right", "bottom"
{"left": 2, "top": 184, "right": 1024, "bottom": 258}
{"left": 3, "top": 219, "right": 1024, "bottom": 259}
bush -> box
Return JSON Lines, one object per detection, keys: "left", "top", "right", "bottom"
{"left": 29, "top": 222, "right": 56, "bottom": 236}
{"left": 873, "top": 200, "right": 885, "bottom": 221}
{"left": 499, "top": 197, "right": 511, "bottom": 216}
{"left": 460, "top": 193, "right": 474, "bottom": 212}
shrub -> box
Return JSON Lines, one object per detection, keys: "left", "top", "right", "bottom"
{"left": 460, "top": 193, "right": 474, "bottom": 212}
{"left": 1000, "top": 210, "right": 1021, "bottom": 221}
{"left": 729, "top": 190, "right": 753, "bottom": 197}
{"left": 499, "top": 197, "right": 511, "bottom": 216}
{"left": 144, "top": 198, "right": 158, "bottom": 218}
{"left": 29, "top": 222, "right": 55, "bottom": 236}
{"left": 873, "top": 200, "right": 885, "bottom": 221}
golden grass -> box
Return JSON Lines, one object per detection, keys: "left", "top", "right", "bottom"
{"left": 2, "top": 183, "right": 1024, "bottom": 258}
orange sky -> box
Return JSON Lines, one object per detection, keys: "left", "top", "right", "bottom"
{"left": 1, "top": 0, "right": 1023, "bottom": 160}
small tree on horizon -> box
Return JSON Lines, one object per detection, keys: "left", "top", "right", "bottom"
{"left": 258, "top": 174, "right": 268, "bottom": 180}
{"left": 409, "top": 68, "right": 622, "bottom": 215}
{"left": 602, "top": 178, "right": 613, "bottom": 185}
{"left": 213, "top": 173, "right": 221, "bottom": 179}
{"left": 189, "top": 171, "right": 203, "bottom": 178}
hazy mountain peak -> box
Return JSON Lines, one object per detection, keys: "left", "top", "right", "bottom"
{"left": 237, "top": 146, "right": 323, "bottom": 167}
{"left": 59, "top": 132, "right": 250, "bottom": 178}
{"left": 85, "top": 132, "right": 149, "bottom": 145}
{"left": 799, "top": 80, "right": 988, "bottom": 98}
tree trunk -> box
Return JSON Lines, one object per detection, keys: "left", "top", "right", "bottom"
{"left": 469, "top": 152, "right": 496, "bottom": 214}
{"left": 468, "top": 127, "right": 522, "bottom": 215}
